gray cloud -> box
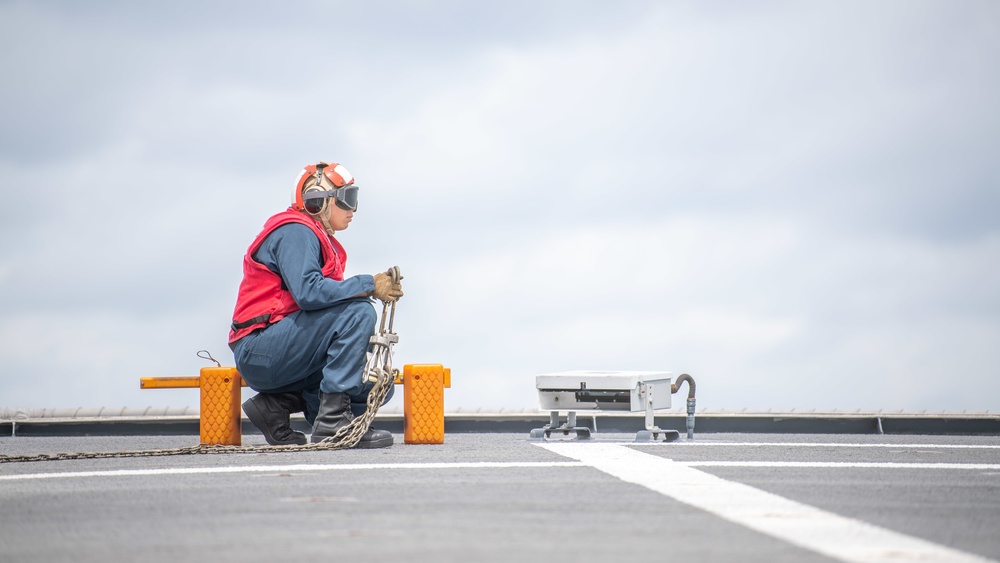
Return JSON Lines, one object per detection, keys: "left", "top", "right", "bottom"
{"left": 1, "top": 0, "right": 998, "bottom": 412}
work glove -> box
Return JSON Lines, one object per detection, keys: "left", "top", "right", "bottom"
{"left": 372, "top": 272, "right": 404, "bottom": 302}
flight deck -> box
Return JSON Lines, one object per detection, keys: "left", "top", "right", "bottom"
{"left": 2, "top": 431, "right": 998, "bottom": 563}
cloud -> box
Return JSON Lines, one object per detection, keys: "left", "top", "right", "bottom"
{"left": 1, "top": 1, "right": 998, "bottom": 413}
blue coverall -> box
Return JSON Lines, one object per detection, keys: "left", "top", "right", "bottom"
{"left": 230, "top": 223, "right": 393, "bottom": 423}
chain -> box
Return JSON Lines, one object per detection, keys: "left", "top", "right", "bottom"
{"left": 1, "top": 272, "right": 403, "bottom": 464}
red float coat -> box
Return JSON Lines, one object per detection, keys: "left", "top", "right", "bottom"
{"left": 229, "top": 209, "right": 346, "bottom": 343}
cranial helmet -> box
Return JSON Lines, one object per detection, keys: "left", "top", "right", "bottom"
{"left": 291, "top": 162, "right": 358, "bottom": 234}
{"left": 291, "top": 162, "right": 358, "bottom": 215}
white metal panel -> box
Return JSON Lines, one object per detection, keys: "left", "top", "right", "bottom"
{"left": 536, "top": 370, "right": 673, "bottom": 412}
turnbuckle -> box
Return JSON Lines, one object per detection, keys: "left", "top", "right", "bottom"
{"left": 369, "top": 266, "right": 402, "bottom": 384}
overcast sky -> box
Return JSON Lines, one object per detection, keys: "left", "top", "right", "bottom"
{"left": 1, "top": 0, "right": 998, "bottom": 414}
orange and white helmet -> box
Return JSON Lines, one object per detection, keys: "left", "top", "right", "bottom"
{"left": 291, "top": 162, "right": 358, "bottom": 215}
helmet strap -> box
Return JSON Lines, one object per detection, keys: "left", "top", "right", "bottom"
{"left": 318, "top": 213, "right": 337, "bottom": 236}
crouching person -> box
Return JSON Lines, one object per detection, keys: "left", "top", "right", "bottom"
{"left": 228, "top": 161, "right": 403, "bottom": 448}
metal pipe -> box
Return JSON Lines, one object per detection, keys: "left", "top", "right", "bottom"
{"left": 671, "top": 373, "right": 696, "bottom": 440}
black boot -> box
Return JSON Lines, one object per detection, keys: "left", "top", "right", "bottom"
{"left": 311, "top": 392, "right": 393, "bottom": 448}
{"left": 242, "top": 392, "right": 307, "bottom": 446}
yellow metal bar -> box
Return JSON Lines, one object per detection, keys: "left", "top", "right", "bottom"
{"left": 139, "top": 376, "right": 201, "bottom": 389}
{"left": 394, "top": 368, "right": 450, "bottom": 388}
{"left": 140, "top": 376, "right": 248, "bottom": 389}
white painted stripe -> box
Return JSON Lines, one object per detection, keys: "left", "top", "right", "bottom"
{"left": 682, "top": 461, "right": 1000, "bottom": 470}
{"left": 631, "top": 441, "right": 1000, "bottom": 449}
{"left": 0, "top": 461, "right": 583, "bottom": 482}
{"left": 332, "top": 163, "right": 353, "bottom": 184}
{"left": 540, "top": 443, "right": 994, "bottom": 563}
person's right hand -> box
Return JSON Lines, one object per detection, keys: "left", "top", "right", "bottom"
{"left": 372, "top": 272, "right": 403, "bottom": 302}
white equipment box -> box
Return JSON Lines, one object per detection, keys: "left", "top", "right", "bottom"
{"left": 532, "top": 370, "right": 681, "bottom": 441}
{"left": 536, "top": 370, "right": 673, "bottom": 412}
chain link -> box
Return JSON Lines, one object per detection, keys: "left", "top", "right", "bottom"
{"left": 1, "top": 290, "right": 402, "bottom": 464}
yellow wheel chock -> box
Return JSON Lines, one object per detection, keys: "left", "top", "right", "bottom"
{"left": 141, "top": 363, "right": 450, "bottom": 447}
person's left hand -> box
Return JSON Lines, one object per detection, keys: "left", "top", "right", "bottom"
{"left": 372, "top": 272, "right": 404, "bottom": 302}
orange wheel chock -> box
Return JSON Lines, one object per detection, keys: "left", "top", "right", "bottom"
{"left": 395, "top": 364, "right": 451, "bottom": 444}
{"left": 140, "top": 366, "right": 246, "bottom": 446}
{"left": 142, "top": 363, "right": 450, "bottom": 447}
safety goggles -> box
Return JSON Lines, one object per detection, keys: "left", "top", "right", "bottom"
{"left": 302, "top": 185, "right": 359, "bottom": 212}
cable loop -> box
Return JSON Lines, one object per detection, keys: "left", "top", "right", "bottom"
{"left": 197, "top": 350, "right": 222, "bottom": 367}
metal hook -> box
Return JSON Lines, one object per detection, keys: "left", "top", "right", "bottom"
{"left": 378, "top": 266, "right": 402, "bottom": 334}
{"left": 389, "top": 265, "right": 401, "bottom": 284}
